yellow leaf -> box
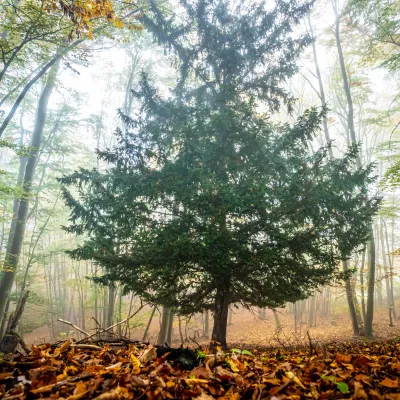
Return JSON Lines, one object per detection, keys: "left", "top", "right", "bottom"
{"left": 226, "top": 358, "right": 239, "bottom": 373}
{"left": 285, "top": 371, "right": 306, "bottom": 389}
{"left": 130, "top": 354, "right": 141, "bottom": 374}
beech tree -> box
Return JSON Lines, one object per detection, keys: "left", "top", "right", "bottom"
{"left": 61, "top": 0, "right": 379, "bottom": 347}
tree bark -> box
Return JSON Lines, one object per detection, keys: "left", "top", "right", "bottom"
{"left": 365, "top": 234, "right": 376, "bottom": 338}
{"left": 166, "top": 310, "right": 173, "bottom": 344}
{"left": 0, "top": 59, "right": 60, "bottom": 325}
{"left": 142, "top": 306, "right": 156, "bottom": 341}
{"left": 333, "top": 0, "right": 360, "bottom": 168}
{"left": 273, "top": 309, "right": 281, "bottom": 329}
{"left": 157, "top": 306, "right": 169, "bottom": 345}
{"left": 342, "top": 260, "right": 360, "bottom": 335}
{"left": 307, "top": 13, "right": 333, "bottom": 158}
{"left": 360, "top": 248, "right": 367, "bottom": 323}
{"left": 211, "top": 285, "right": 230, "bottom": 349}
{"left": 203, "top": 310, "right": 209, "bottom": 338}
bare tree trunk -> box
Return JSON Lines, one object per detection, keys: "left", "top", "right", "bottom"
{"left": 178, "top": 316, "right": 184, "bottom": 345}
{"left": 360, "top": 248, "right": 367, "bottom": 323}
{"left": 306, "top": 13, "right": 333, "bottom": 158}
{"left": 342, "top": 260, "right": 360, "bottom": 335}
{"left": 333, "top": 0, "right": 376, "bottom": 335}
{"left": 157, "top": 306, "right": 170, "bottom": 345}
{"left": 0, "top": 59, "right": 60, "bottom": 325}
{"left": 365, "top": 234, "right": 376, "bottom": 338}
{"left": 142, "top": 306, "right": 156, "bottom": 341}
{"left": 308, "top": 294, "right": 316, "bottom": 328}
{"left": 203, "top": 310, "right": 209, "bottom": 338}
{"left": 273, "top": 309, "right": 281, "bottom": 329}
{"left": 166, "top": 310, "right": 173, "bottom": 344}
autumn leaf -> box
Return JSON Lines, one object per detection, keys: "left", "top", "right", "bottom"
{"left": 380, "top": 377, "right": 399, "bottom": 388}
{"left": 226, "top": 358, "right": 239, "bottom": 372}
{"left": 130, "top": 354, "right": 141, "bottom": 374}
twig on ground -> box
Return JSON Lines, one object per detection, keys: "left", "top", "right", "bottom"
{"left": 76, "top": 302, "right": 146, "bottom": 344}
{"left": 71, "top": 344, "right": 103, "bottom": 350}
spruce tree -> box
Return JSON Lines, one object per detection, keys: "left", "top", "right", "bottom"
{"left": 60, "top": 0, "right": 380, "bottom": 347}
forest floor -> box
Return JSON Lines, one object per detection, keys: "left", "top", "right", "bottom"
{"left": 5, "top": 307, "right": 400, "bottom": 399}
{"left": 24, "top": 307, "right": 400, "bottom": 348}
{"left": 1, "top": 335, "right": 400, "bottom": 399}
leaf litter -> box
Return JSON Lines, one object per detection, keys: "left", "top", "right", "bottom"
{"left": 1, "top": 338, "right": 400, "bottom": 399}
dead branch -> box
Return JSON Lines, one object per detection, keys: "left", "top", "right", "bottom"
{"left": 57, "top": 319, "right": 90, "bottom": 337}
{"left": 71, "top": 344, "right": 103, "bottom": 350}
{"left": 76, "top": 302, "right": 146, "bottom": 344}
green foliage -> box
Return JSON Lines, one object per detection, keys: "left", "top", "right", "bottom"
{"left": 230, "top": 349, "right": 254, "bottom": 356}
{"left": 347, "top": 0, "right": 400, "bottom": 71}
{"left": 61, "top": 0, "right": 380, "bottom": 335}
{"left": 321, "top": 374, "right": 349, "bottom": 394}
{"left": 196, "top": 349, "right": 207, "bottom": 359}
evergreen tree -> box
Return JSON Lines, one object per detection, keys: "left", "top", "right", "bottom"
{"left": 60, "top": 0, "right": 379, "bottom": 347}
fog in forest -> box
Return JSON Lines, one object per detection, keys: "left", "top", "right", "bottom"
{"left": 1, "top": 0, "right": 400, "bottom": 355}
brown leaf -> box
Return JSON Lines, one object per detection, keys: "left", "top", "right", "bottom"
{"left": 380, "top": 377, "right": 398, "bottom": 388}
{"left": 336, "top": 353, "right": 351, "bottom": 364}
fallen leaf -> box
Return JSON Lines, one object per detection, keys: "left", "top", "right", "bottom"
{"left": 380, "top": 377, "right": 398, "bottom": 388}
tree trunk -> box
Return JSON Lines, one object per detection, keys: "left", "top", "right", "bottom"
{"left": 342, "top": 260, "right": 360, "bottom": 335}
{"left": 333, "top": 0, "right": 360, "bottom": 168}
{"left": 365, "top": 234, "right": 376, "bottom": 338}
{"left": 157, "top": 306, "right": 169, "bottom": 345}
{"left": 178, "top": 316, "right": 184, "bottom": 345}
{"left": 308, "top": 294, "right": 316, "bottom": 328}
{"left": 203, "top": 310, "right": 209, "bottom": 338}
{"left": 0, "top": 59, "right": 60, "bottom": 325}
{"left": 384, "top": 219, "right": 396, "bottom": 318}
{"left": 360, "top": 249, "right": 367, "bottom": 323}
{"left": 307, "top": 13, "right": 333, "bottom": 158}
{"left": 142, "top": 306, "right": 156, "bottom": 341}
{"left": 273, "top": 309, "right": 281, "bottom": 329}
{"left": 166, "top": 310, "right": 173, "bottom": 344}
{"left": 0, "top": 291, "right": 29, "bottom": 353}
{"left": 211, "top": 285, "right": 230, "bottom": 349}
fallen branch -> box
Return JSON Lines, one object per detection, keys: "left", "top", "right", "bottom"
{"left": 71, "top": 344, "right": 103, "bottom": 350}
{"left": 57, "top": 319, "right": 90, "bottom": 337}
{"left": 76, "top": 303, "right": 146, "bottom": 344}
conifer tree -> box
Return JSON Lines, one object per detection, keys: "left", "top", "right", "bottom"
{"left": 60, "top": 0, "right": 379, "bottom": 347}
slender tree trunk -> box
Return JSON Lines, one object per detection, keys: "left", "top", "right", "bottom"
{"left": 203, "top": 310, "right": 209, "bottom": 338}
{"left": 273, "top": 309, "right": 281, "bottom": 329}
{"left": 157, "top": 306, "right": 170, "bottom": 345}
{"left": 365, "top": 234, "right": 376, "bottom": 338}
{"left": 0, "top": 59, "right": 60, "bottom": 325}
{"left": 117, "top": 287, "right": 122, "bottom": 337}
{"left": 380, "top": 220, "right": 392, "bottom": 314}
{"left": 308, "top": 294, "right": 316, "bottom": 327}
{"left": 211, "top": 285, "right": 230, "bottom": 349}
{"left": 383, "top": 219, "right": 396, "bottom": 318}
{"left": 142, "top": 306, "right": 156, "bottom": 341}
{"left": 360, "top": 248, "right": 367, "bottom": 323}
{"left": 307, "top": 14, "right": 333, "bottom": 158}
{"left": 178, "top": 316, "right": 184, "bottom": 345}
{"left": 342, "top": 260, "right": 360, "bottom": 335}
{"left": 333, "top": 0, "right": 376, "bottom": 334}
{"left": 166, "top": 310, "right": 173, "bottom": 344}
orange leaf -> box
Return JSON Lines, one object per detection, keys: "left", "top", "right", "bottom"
{"left": 380, "top": 377, "right": 398, "bottom": 388}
